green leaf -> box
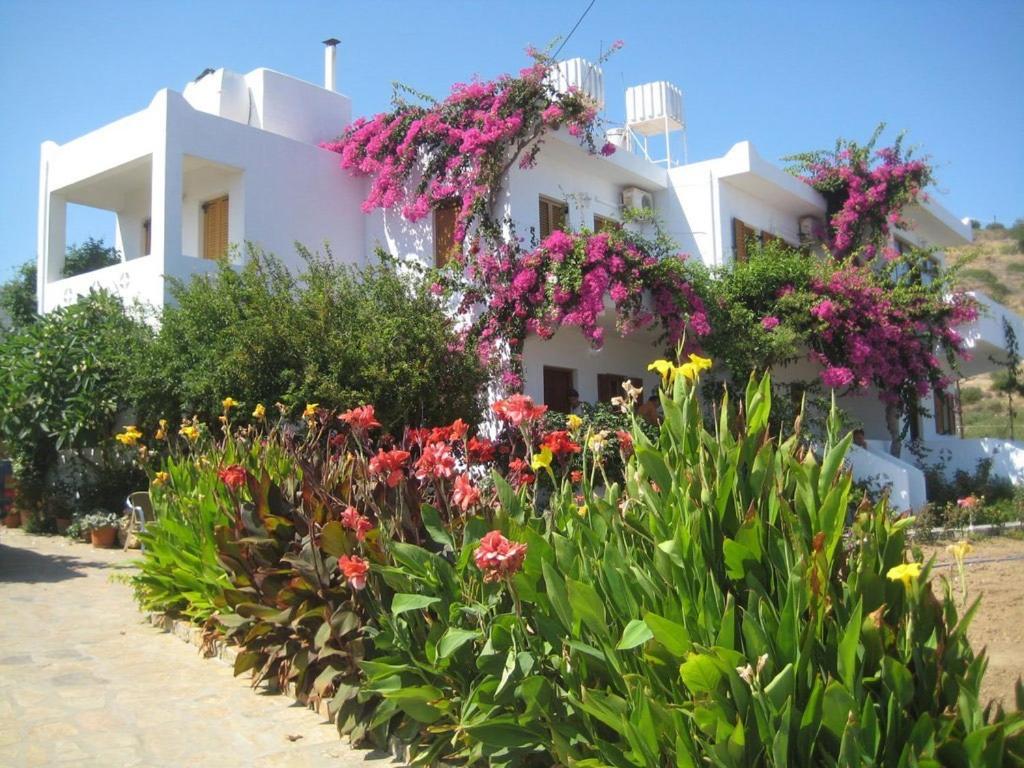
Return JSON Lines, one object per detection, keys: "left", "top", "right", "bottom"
{"left": 464, "top": 717, "right": 543, "bottom": 748}
{"left": 616, "top": 619, "right": 654, "bottom": 650}
{"left": 542, "top": 559, "right": 573, "bottom": 632}
{"left": 437, "top": 627, "right": 480, "bottom": 659}
{"left": 420, "top": 503, "right": 453, "bottom": 548}
{"left": 567, "top": 578, "right": 607, "bottom": 638}
{"left": 680, "top": 653, "right": 722, "bottom": 694}
{"left": 643, "top": 612, "right": 691, "bottom": 657}
{"left": 636, "top": 444, "right": 672, "bottom": 493}
{"left": 838, "top": 600, "right": 862, "bottom": 690}
{"left": 390, "top": 593, "right": 440, "bottom": 616}
{"left": 319, "top": 520, "right": 347, "bottom": 557}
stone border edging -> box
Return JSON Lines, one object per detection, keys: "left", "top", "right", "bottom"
{"left": 145, "top": 612, "right": 411, "bottom": 762}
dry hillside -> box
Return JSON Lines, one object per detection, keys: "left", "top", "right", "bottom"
{"left": 947, "top": 225, "right": 1024, "bottom": 439}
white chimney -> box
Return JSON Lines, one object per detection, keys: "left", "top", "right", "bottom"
{"left": 323, "top": 38, "right": 340, "bottom": 91}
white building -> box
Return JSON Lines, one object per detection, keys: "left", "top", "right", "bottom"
{"left": 36, "top": 50, "right": 1024, "bottom": 510}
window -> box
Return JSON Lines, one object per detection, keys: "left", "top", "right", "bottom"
{"left": 934, "top": 390, "right": 959, "bottom": 436}
{"left": 594, "top": 214, "right": 619, "bottom": 233}
{"left": 761, "top": 230, "right": 784, "bottom": 247}
{"left": 597, "top": 373, "right": 642, "bottom": 404}
{"left": 543, "top": 366, "right": 575, "bottom": 413}
{"left": 732, "top": 217, "right": 756, "bottom": 263}
{"left": 433, "top": 201, "right": 459, "bottom": 267}
{"left": 202, "top": 195, "right": 229, "bottom": 260}
{"left": 539, "top": 196, "right": 568, "bottom": 240}
{"left": 142, "top": 218, "right": 151, "bottom": 256}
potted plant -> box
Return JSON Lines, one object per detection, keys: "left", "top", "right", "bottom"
{"left": 80, "top": 511, "right": 121, "bottom": 548}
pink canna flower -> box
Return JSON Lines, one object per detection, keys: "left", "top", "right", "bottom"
{"left": 452, "top": 473, "right": 482, "bottom": 512}
{"left": 369, "top": 449, "right": 411, "bottom": 488}
{"left": 339, "top": 404, "right": 381, "bottom": 433}
{"left": 340, "top": 506, "right": 374, "bottom": 542}
{"left": 474, "top": 531, "right": 527, "bottom": 582}
{"left": 338, "top": 554, "right": 370, "bottom": 590}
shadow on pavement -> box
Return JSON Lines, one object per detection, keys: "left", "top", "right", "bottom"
{"left": 0, "top": 541, "right": 111, "bottom": 584}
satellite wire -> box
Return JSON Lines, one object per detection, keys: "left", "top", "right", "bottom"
{"left": 553, "top": 0, "right": 597, "bottom": 59}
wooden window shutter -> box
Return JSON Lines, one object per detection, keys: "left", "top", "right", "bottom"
{"left": 434, "top": 203, "right": 458, "bottom": 267}
{"left": 594, "top": 214, "right": 619, "bottom": 233}
{"left": 539, "top": 198, "right": 551, "bottom": 239}
{"left": 553, "top": 201, "right": 567, "bottom": 232}
{"left": 202, "top": 196, "right": 229, "bottom": 260}
{"left": 733, "top": 217, "right": 748, "bottom": 263}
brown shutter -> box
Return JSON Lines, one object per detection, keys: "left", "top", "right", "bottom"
{"left": 539, "top": 198, "right": 551, "bottom": 239}
{"left": 594, "top": 214, "right": 619, "bottom": 233}
{"left": 434, "top": 203, "right": 458, "bottom": 267}
{"left": 203, "top": 196, "right": 229, "bottom": 260}
{"left": 553, "top": 202, "right": 567, "bottom": 232}
{"left": 733, "top": 217, "right": 747, "bottom": 263}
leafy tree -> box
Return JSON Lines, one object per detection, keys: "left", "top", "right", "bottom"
{"left": 990, "top": 316, "right": 1024, "bottom": 439}
{"left": 0, "top": 290, "right": 152, "bottom": 511}
{"left": 0, "top": 260, "right": 38, "bottom": 330}
{"left": 62, "top": 237, "right": 120, "bottom": 278}
{"left": 131, "top": 247, "right": 486, "bottom": 432}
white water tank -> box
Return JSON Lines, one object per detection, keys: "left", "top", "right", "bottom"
{"left": 625, "top": 81, "right": 684, "bottom": 136}
{"left": 183, "top": 68, "right": 250, "bottom": 124}
{"left": 550, "top": 58, "right": 604, "bottom": 110}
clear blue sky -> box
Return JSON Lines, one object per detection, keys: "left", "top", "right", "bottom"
{"left": 1, "top": 0, "right": 1021, "bottom": 281}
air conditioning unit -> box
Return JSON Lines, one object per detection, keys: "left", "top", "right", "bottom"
{"left": 798, "top": 214, "right": 824, "bottom": 243}
{"left": 621, "top": 187, "right": 654, "bottom": 213}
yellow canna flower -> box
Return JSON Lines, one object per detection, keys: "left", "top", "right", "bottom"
{"left": 154, "top": 418, "right": 169, "bottom": 441}
{"left": 947, "top": 540, "right": 972, "bottom": 562}
{"left": 576, "top": 504, "right": 588, "bottom": 517}
{"left": 115, "top": 426, "right": 143, "bottom": 446}
{"left": 303, "top": 403, "right": 319, "bottom": 419}
{"left": 886, "top": 561, "right": 922, "bottom": 590}
{"left": 531, "top": 445, "right": 554, "bottom": 472}
{"left": 152, "top": 471, "right": 170, "bottom": 487}
{"left": 587, "top": 430, "right": 610, "bottom": 453}
{"left": 677, "top": 363, "right": 698, "bottom": 381}
{"left": 252, "top": 403, "right": 266, "bottom": 420}
{"left": 179, "top": 424, "right": 200, "bottom": 442}
{"left": 222, "top": 397, "right": 238, "bottom": 410}
{"left": 688, "top": 353, "right": 712, "bottom": 372}
{"left": 567, "top": 414, "right": 583, "bottom": 433}
{"left": 647, "top": 359, "right": 675, "bottom": 381}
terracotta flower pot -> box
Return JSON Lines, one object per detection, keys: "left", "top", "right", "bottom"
{"left": 3, "top": 511, "right": 20, "bottom": 528}
{"left": 90, "top": 525, "right": 118, "bottom": 548}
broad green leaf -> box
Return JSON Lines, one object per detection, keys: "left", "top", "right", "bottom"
{"left": 568, "top": 578, "right": 607, "bottom": 638}
{"left": 838, "top": 600, "right": 862, "bottom": 690}
{"left": 437, "top": 627, "right": 480, "bottom": 659}
{"left": 616, "top": 619, "right": 654, "bottom": 650}
{"left": 643, "top": 612, "right": 691, "bottom": 657}
{"left": 420, "top": 503, "right": 453, "bottom": 548}
{"left": 680, "top": 653, "right": 722, "bottom": 694}
{"left": 391, "top": 593, "right": 440, "bottom": 616}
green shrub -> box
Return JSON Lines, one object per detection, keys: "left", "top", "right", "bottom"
{"left": 362, "top": 373, "right": 1023, "bottom": 765}
{"left": 0, "top": 291, "right": 152, "bottom": 515}
{"left": 131, "top": 247, "right": 486, "bottom": 433}
{"left": 61, "top": 237, "right": 120, "bottom": 278}
{"left": 0, "top": 260, "right": 37, "bottom": 330}
{"left": 959, "top": 385, "right": 984, "bottom": 404}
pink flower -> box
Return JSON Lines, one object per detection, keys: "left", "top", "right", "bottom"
{"left": 474, "top": 530, "right": 528, "bottom": 582}
{"left": 957, "top": 496, "right": 978, "bottom": 509}
{"left": 217, "top": 464, "right": 248, "bottom": 492}
{"left": 452, "top": 474, "right": 481, "bottom": 512}
{"left": 492, "top": 395, "right": 548, "bottom": 426}
{"left": 339, "top": 404, "right": 381, "bottom": 433}
{"left": 415, "top": 441, "right": 456, "bottom": 480}
{"left": 338, "top": 554, "right": 369, "bottom": 590}
{"left": 600, "top": 142, "right": 616, "bottom": 156}
{"left": 761, "top": 316, "right": 780, "bottom": 331}
{"left": 340, "top": 506, "right": 373, "bottom": 542}
{"left": 821, "top": 366, "right": 855, "bottom": 389}
{"left": 369, "top": 449, "right": 410, "bottom": 487}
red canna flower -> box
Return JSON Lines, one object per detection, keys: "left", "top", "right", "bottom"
{"left": 338, "top": 554, "right": 370, "bottom": 590}
{"left": 570, "top": 470, "right": 583, "bottom": 483}
{"left": 339, "top": 404, "right": 381, "bottom": 433}
{"left": 448, "top": 418, "right": 469, "bottom": 441}
{"left": 541, "top": 430, "right": 581, "bottom": 458}
{"left": 492, "top": 394, "right": 548, "bottom": 427}
{"left": 615, "top": 430, "right": 633, "bottom": 455}
{"left": 474, "top": 530, "right": 528, "bottom": 582}
{"left": 369, "top": 448, "right": 411, "bottom": 487}
{"left": 467, "top": 436, "right": 496, "bottom": 463}
{"left": 340, "top": 506, "right": 374, "bottom": 542}
{"left": 217, "top": 464, "right": 248, "bottom": 491}
{"left": 452, "top": 473, "right": 481, "bottom": 512}
{"left": 415, "top": 441, "right": 456, "bottom": 480}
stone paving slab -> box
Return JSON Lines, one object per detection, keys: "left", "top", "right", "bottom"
{"left": 0, "top": 528, "right": 392, "bottom": 767}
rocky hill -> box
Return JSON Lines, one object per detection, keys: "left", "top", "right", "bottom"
{"left": 947, "top": 224, "right": 1024, "bottom": 439}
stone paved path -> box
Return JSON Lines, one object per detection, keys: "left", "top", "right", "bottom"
{"left": 0, "top": 528, "right": 390, "bottom": 767}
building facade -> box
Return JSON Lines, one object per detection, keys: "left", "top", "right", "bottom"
{"left": 36, "top": 54, "right": 1024, "bottom": 510}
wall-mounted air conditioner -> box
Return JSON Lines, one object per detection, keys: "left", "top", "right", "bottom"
{"left": 621, "top": 187, "right": 654, "bottom": 213}
{"left": 799, "top": 215, "right": 824, "bottom": 244}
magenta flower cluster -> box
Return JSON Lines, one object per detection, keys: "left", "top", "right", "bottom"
{"left": 806, "top": 263, "right": 977, "bottom": 403}
{"left": 323, "top": 55, "right": 606, "bottom": 248}
{"left": 461, "top": 229, "right": 709, "bottom": 376}
{"left": 798, "top": 141, "right": 932, "bottom": 261}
